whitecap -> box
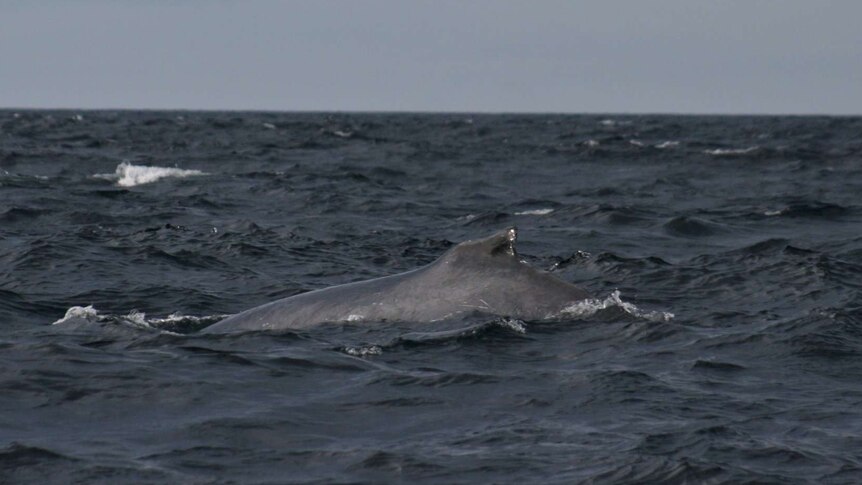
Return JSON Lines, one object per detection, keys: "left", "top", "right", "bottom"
{"left": 343, "top": 345, "right": 383, "bottom": 357}
{"left": 496, "top": 317, "right": 526, "bottom": 334}
{"left": 558, "top": 290, "right": 674, "bottom": 322}
{"left": 125, "top": 310, "right": 228, "bottom": 332}
{"left": 123, "top": 309, "right": 151, "bottom": 328}
{"left": 262, "top": 122, "right": 276, "bottom": 130}
{"left": 655, "top": 141, "right": 679, "bottom": 149}
{"left": 53, "top": 305, "right": 226, "bottom": 333}
{"left": 514, "top": 208, "right": 554, "bottom": 216}
{"left": 95, "top": 161, "right": 205, "bottom": 187}
{"left": 583, "top": 139, "right": 600, "bottom": 148}
{"left": 599, "top": 119, "right": 630, "bottom": 127}
{"left": 53, "top": 305, "right": 101, "bottom": 325}
{"left": 629, "top": 139, "right": 645, "bottom": 147}
{"left": 703, "top": 147, "right": 758, "bottom": 156}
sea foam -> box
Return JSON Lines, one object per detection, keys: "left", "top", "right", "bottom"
{"left": 514, "top": 208, "right": 554, "bottom": 216}
{"left": 703, "top": 146, "right": 758, "bottom": 156}
{"left": 53, "top": 305, "right": 101, "bottom": 325}
{"left": 559, "top": 290, "right": 674, "bottom": 322}
{"left": 96, "top": 162, "right": 205, "bottom": 187}
{"left": 53, "top": 305, "right": 227, "bottom": 333}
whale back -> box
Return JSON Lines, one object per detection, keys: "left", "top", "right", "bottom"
{"left": 201, "top": 227, "right": 590, "bottom": 332}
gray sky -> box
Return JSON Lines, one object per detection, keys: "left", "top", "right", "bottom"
{"left": 1, "top": 1, "right": 860, "bottom": 114}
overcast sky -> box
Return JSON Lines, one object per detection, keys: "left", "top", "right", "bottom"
{"left": 1, "top": 1, "right": 860, "bottom": 114}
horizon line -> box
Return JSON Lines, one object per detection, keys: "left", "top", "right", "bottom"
{"left": 1, "top": 106, "right": 860, "bottom": 118}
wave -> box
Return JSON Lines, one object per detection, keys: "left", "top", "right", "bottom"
{"left": 337, "top": 317, "right": 530, "bottom": 357}
{"left": 53, "top": 305, "right": 101, "bottom": 325}
{"left": 558, "top": 290, "right": 675, "bottom": 322}
{"left": 703, "top": 146, "right": 759, "bottom": 156}
{"left": 762, "top": 202, "right": 849, "bottom": 219}
{"left": 0, "top": 206, "right": 49, "bottom": 222}
{"left": 0, "top": 442, "right": 80, "bottom": 480}
{"left": 53, "top": 305, "right": 227, "bottom": 333}
{"left": 598, "top": 119, "right": 631, "bottom": 127}
{"left": 343, "top": 345, "right": 384, "bottom": 357}
{"left": 94, "top": 161, "right": 205, "bottom": 187}
{"left": 663, "top": 215, "right": 728, "bottom": 237}
{"left": 514, "top": 208, "right": 554, "bottom": 216}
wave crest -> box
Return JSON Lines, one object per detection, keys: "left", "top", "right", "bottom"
{"left": 95, "top": 161, "right": 205, "bottom": 187}
{"left": 53, "top": 305, "right": 227, "bottom": 333}
{"left": 559, "top": 291, "right": 674, "bottom": 322}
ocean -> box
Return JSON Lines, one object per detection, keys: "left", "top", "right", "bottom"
{"left": 1, "top": 110, "right": 861, "bottom": 483}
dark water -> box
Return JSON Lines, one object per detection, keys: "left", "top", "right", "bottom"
{"left": 2, "top": 110, "right": 862, "bottom": 484}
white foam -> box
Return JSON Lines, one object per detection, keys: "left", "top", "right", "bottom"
{"left": 559, "top": 290, "right": 674, "bottom": 322}
{"left": 54, "top": 305, "right": 226, "bottom": 332}
{"left": 599, "top": 119, "right": 631, "bottom": 127}
{"left": 343, "top": 345, "right": 383, "bottom": 357}
{"left": 763, "top": 209, "right": 783, "bottom": 216}
{"left": 655, "top": 141, "right": 680, "bottom": 149}
{"left": 53, "top": 305, "right": 152, "bottom": 328}
{"left": 262, "top": 123, "right": 276, "bottom": 129}
{"left": 96, "top": 162, "right": 205, "bottom": 187}
{"left": 346, "top": 314, "right": 364, "bottom": 322}
{"left": 629, "top": 139, "right": 645, "bottom": 147}
{"left": 123, "top": 309, "right": 151, "bottom": 328}
{"left": 583, "top": 139, "right": 600, "bottom": 148}
{"left": 128, "top": 310, "right": 229, "bottom": 329}
{"left": 703, "top": 147, "right": 758, "bottom": 156}
{"left": 53, "top": 305, "right": 101, "bottom": 325}
{"left": 496, "top": 317, "right": 526, "bottom": 334}
{"left": 514, "top": 208, "right": 554, "bottom": 216}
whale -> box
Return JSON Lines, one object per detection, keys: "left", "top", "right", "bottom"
{"left": 201, "top": 227, "right": 590, "bottom": 333}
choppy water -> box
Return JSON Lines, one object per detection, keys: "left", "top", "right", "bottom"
{"left": 2, "top": 110, "right": 862, "bottom": 484}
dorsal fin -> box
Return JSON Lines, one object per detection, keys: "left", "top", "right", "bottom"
{"left": 491, "top": 226, "right": 518, "bottom": 256}
{"left": 441, "top": 227, "right": 520, "bottom": 265}
{"left": 474, "top": 227, "right": 518, "bottom": 257}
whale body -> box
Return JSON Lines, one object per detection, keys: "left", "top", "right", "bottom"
{"left": 201, "top": 228, "right": 590, "bottom": 333}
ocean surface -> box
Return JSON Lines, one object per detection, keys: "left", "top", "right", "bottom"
{"left": 1, "top": 110, "right": 861, "bottom": 484}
